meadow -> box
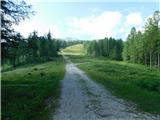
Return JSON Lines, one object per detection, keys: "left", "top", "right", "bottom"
{"left": 1, "top": 58, "right": 65, "bottom": 120}
{"left": 60, "top": 44, "right": 85, "bottom": 55}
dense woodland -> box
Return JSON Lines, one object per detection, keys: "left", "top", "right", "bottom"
{"left": 1, "top": 0, "right": 160, "bottom": 69}
{"left": 86, "top": 38, "right": 123, "bottom": 60}
{"left": 1, "top": 30, "right": 61, "bottom": 68}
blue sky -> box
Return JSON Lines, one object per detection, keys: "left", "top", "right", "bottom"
{"left": 14, "top": 0, "right": 159, "bottom": 40}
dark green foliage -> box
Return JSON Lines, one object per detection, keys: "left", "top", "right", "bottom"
{"left": 1, "top": 30, "right": 62, "bottom": 70}
{"left": 27, "top": 31, "right": 61, "bottom": 61}
{"left": 1, "top": 0, "right": 33, "bottom": 66}
{"left": 123, "top": 11, "right": 160, "bottom": 69}
{"left": 1, "top": 0, "right": 33, "bottom": 42}
{"left": 87, "top": 37, "right": 123, "bottom": 61}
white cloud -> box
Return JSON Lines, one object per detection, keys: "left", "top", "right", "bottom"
{"left": 118, "top": 12, "right": 145, "bottom": 40}
{"left": 90, "top": 8, "right": 100, "bottom": 13}
{"left": 14, "top": 10, "right": 148, "bottom": 40}
{"left": 14, "top": 17, "right": 61, "bottom": 38}
{"left": 125, "top": 12, "right": 143, "bottom": 26}
{"left": 68, "top": 11, "right": 122, "bottom": 39}
{"left": 14, "top": 17, "right": 38, "bottom": 37}
{"left": 49, "top": 25, "right": 61, "bottom": 38}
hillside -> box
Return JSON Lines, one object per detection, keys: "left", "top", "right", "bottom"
{"left": 61, "top": 44, "right": 85, "bottom": 55}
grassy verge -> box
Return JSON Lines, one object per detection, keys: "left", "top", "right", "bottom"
{"left": 69, "top": 55, "right": 160, "bottom": 114}
{"left": 1, "top": 57, "right": 65, "bottom": 120}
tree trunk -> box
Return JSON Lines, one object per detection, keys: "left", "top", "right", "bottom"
{"left": 150, "top": 51, "right": 152, "bottom": 69}
{"left": 154, "top": 54, "right": 156, "bottom": 68}
{"left": 158, "top": 53, "right": 160, "bottom": 69}
{"left": 145, "top": 53, "right": 147, "bottom": 66}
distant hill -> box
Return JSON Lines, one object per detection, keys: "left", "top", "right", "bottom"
{"left": 61, "top": 44, "right": 85, "bottom": 55}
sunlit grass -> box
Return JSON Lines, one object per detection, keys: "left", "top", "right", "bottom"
{"left": 61, "top": 44, "right": 85, "bottom": 56}
{"left": 1, "top": 58, "right": 65, "bottom": 120}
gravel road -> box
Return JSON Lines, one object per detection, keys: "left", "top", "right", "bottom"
{"left": 53, "top": 56, "right": 159, "bottom": 120}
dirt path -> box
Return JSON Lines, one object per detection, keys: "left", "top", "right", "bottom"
{"left": 53, "top": 56, "right": 159, "bottom": 120}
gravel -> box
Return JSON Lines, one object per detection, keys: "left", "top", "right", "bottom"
{"left": 53, "top": 56, "right": 159, "bottom": 120}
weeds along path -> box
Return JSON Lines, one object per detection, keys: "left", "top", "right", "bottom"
{"left": 53, "top": 56, "right": 159, "bottom": 120}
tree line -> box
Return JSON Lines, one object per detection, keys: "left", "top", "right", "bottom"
{"left": 123, "top": 11, "right": 160, "bottom": 68}
{"left": 1, "top": 0, "right": 61, "bottom": 69}
{"left": 1, "top": 31, "right": 61, "bottom": 68}
{"left": 86, "top": 38, "right": 123, "bottom": 61}
{"left": 86, "top": 11, "right": 160, "bottom": 69}
{"left": 60, "top": 40, "right": 84, "bottom": 49}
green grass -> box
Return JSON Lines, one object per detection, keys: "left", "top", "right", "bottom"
{"left": 61, "top": 44, "right": 85, "bottom": 55}
{"left": 1, "top": 58, "right": 65, "bottom": 120}
{"left": 69, "top": 55, "right": 160, "bottom": 114}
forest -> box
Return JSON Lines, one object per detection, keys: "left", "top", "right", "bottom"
{"left": 86, "top": 38, "right": 123, "bottom": 60}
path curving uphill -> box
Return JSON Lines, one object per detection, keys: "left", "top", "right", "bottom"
{"left": 53, "top": 56, "right": 159, "bottom": 120}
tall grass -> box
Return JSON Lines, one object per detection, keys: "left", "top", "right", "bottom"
{"left": 1, "top": 58, "right": 65, "bottom": 120}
